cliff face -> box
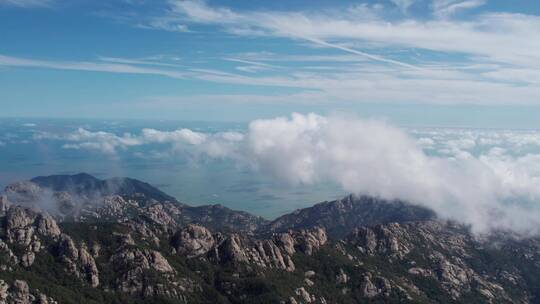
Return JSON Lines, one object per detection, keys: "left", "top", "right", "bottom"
{"left": 0, "top": 174, "right": 539, "bottom": 304}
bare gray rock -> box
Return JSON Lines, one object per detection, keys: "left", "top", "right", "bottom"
{"left": 0, "top": 195, "right": 11, "bottom": 216}
{"left": 294, "top": 227, "right": 327, "bottom": 255}
{"left": 172, "top": 224, "right": 215, "bottom": 258}
{"left": 0, "top": 205, "right": 63, "bottom": 267}
{"left": 57, "top": 234, "right": 100, "bottom": 287}
{"left": 0, "top": 280, "right": 57, "bottom": 304}
{"left": 304, "top": 270, "right": 316, "bottom": 278}
{"left": 294, "top": 287, "right": 312, "bottom": 303}
{"left": 110, "top": 247, "right": 198, "bottom": 300}
{"left": 10, "top": 280, "right": 33, "bottom": 304}
{"left": 336, "top": 268, "right": 349, "bottom": 284}
{"left": 210, "top": 227, "right": 327, "bottom": 272}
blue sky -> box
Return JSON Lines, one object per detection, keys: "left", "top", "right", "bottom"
{"left": 1, "top": 0, "right": 540, "bottom": 125}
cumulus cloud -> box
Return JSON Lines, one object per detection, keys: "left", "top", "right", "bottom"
{"left": 35, "top": 127, "right": 243, "bottom": 158}
{"left": 34, "top": 114, "right": 540, "bottom": 235}
{"left": 243, "top": 113, "right": 540, "bottom": 235}
{"left": 141, "top": 128, "right": 207, "bottom": 145}
{"left": 57, "top": 128, "right": 142, "bottom": 155}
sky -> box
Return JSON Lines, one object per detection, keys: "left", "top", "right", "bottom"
{"left": 1, "top": 0, "right": 540, "bottom": 126}
{"left": 2, "top": 0, "right": 540, "bottom": 234}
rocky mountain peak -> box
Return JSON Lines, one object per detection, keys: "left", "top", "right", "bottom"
{"left": 265, "top": 194, "right": 436, "bottom": 238}
{"left": 172, "top": 224, "right": 215, "bottom": 258}
{"left": 0, "top": 173, "right": 538, "bottom": 303}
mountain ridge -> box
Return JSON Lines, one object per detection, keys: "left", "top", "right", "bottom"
{"left": 15, "top": 173, "right": 437, "bottom": 239}
{"left": 30, "top": 173, "right": 176, "bottom": 203}
{"left": 0, "top": 173, "right": 538, "bottom": 303}
{"left": 264, "top": 194, "right": 436, "bottom": 238}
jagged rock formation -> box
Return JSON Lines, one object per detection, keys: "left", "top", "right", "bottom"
{"left": 343, "top": 221, "right": 534, "bottom": 302}
{"left": 211, "top": 227, "right": 327, "bottom": 271}
{"left": 171, "top": 224, "right": 327, "bottom": 272}
{"left": 0, "top": 173, "right": 539, "bottom": 303}
{"left": 0, "top": 197, "right": 99, "bottom": 288}
{"left": 172, "top": 224, "right": 215, "bottom": 258}
{"left": 56, "top": 234, "right": 100, "bottom": 287}
{"left": 0, "top": 202, "right": 61, "bottom": 268}
{"left": 0, "top": 279, "right": 57, "bottom": 304}
{"left": 110, "top": 247, "right": 198, "bottom": 300}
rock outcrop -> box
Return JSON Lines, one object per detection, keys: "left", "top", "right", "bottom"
{"left": 266, "top": 194, "right": 435, "bottom": 238}
{"left": 0, "top": 279, "right": 57, "bottom": 304}
{"left": 208, "top": 227, "right": 327, "bottom": 272}
{"left": 1, "top": 173, "right": 539, "bottom": 303}
{"left": 346, "top": 221, "right": 517, "bottom": 301}
{"left": 0, "top": 203, "right": 61, "bottom": 268}
{"left": 56, "top": 234, "right": 100, "bottom": 287}
{"left": 360, "top": 273, "right": 391, "bottom": 298}
{"left": 110, "top": 247, "right": 197, "bottom": 300}
{"left": 172, "top": 224, "right": 215, "bottom": 258}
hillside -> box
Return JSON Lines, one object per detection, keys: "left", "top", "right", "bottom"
{"left": 0, "top": 173, "right": 538, "bottom": 303}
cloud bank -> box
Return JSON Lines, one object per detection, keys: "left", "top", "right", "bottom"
{"left": 35, "top": 113, "right": 540, "bottom": 235}
{"left": 243, "top": 114, "right": 540, "bottom": 236}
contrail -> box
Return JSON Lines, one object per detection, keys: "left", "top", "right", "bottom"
{"left": 305, "top": 37, "right": 420, "bottom": 70}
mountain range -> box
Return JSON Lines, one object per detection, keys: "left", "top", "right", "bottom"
{"left": 0, "top": 173, "right": 538, "bottom": 304}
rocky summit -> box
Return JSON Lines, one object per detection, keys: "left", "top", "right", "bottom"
{"left": 0, "top": 174, "right": 539, "bottom": 303}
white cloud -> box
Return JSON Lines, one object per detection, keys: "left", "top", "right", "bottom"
{"left": 0, "top": 54, "right": 190, "bottom": 79}
{"left": 137, "top": 18, "right": 190, "bottom": 32}
{"left": 36, "top": 127, "right": 242, "bottom": 158}
{"left": 417, "top": 137, "right": 435, "bottom": 150}
{"left": 167, "top": 0, "right": 540, "bottom": 69}
{"left": 390, "top": 0, "right": 416, "bottom": 13}
{"left": 168, "top": 0, "right": 415, "bottom": 68}
{"left": 483, "top": 68, "right": 540, "bottom": 84}
{"left": 141, "top": 128, "right": 207, "bottom": 145}
{"left": 418, "top": 128, "right": 540, "bottom": 154}
{"left": 224, "top": 58, "right": 277, "bottom": 73}
{"left": 0, "top": 0, "right": 53, "bottom": 8}
{"left": 98, "top": 56, "right": 185, "bottom": 68}
{"left": 2, "top": 1, "right": 540, "bottom": 107}
{"left": 33, "top": 113, "right": 540, "bottom": 235}
{"left": 3, "top": 1, "right": 540, "bottom": 106}
{"left": 243, "top": 113, "right": 540, "bottom": 235}
{"left": 35, "top": 128, "right": 142, "bottom": 155}
{"left": 432, "top": 0, "right": 487, "bottom": 18}
{"left": 90, "top": 0, "right": 537, "bottom": 106}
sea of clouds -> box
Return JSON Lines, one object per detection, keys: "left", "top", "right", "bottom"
{"left": 31, "top": 113, "right": 540, "bottom": 235}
